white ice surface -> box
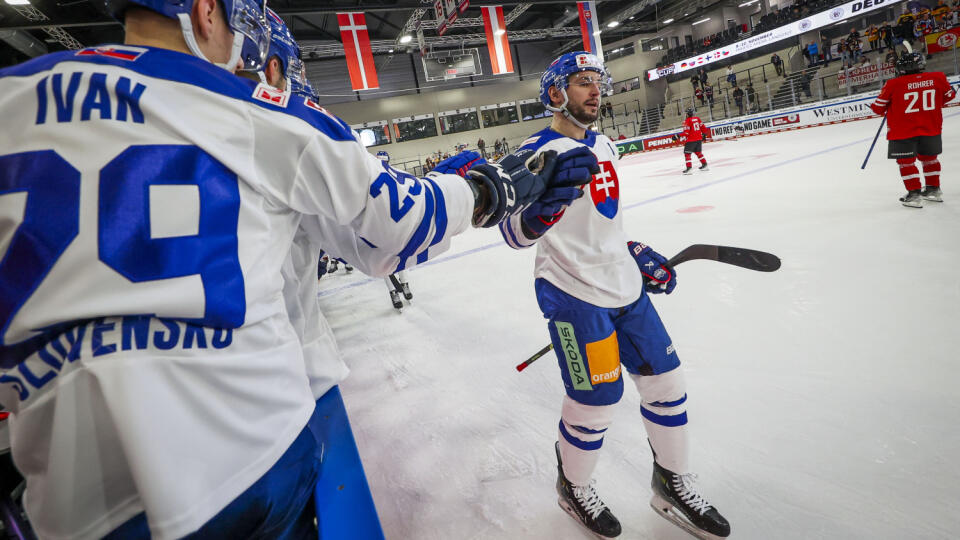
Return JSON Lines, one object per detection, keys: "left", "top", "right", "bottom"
{"left": 318, "top": 116, "right": 960, "bottom": 540}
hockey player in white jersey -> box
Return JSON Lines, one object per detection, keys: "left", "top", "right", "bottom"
{"left": 253, "top": 9, "right": 348, "bottom": 399}
{"left": 500, "top": 52, "right": 730, "bottom": 539}
{"left": 0, "top": 0, "right": 598, "bottom": 537}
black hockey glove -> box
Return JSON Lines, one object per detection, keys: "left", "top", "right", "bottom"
{"left": 466, "top": 146, "right": 598, "bottom": 228}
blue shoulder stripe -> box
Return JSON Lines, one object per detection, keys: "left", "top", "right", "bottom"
{"left": 0, "top": 46, "right": 355, "bottom": 143}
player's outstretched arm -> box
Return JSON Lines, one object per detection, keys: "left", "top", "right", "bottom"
{"left": 466, "top": 146, "right": 597, "bottom": 228}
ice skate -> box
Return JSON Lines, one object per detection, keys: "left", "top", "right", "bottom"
{"left": 682, "top": 166, "right": 693, "bottom": 176}
{"left": 400, "top": 282, "right": 413, "bottom": 301}
{"left": 650, "top": 461, "right": 729, "bottom": 539}
{"left": 899, "top": 190, "right": 923, "bottom": 208}
{"left": 327, "top": 258, "right": 340, "bottom": 273}
{"left": 699, "top": 163, "right": 709, "bottom": 171}
{"left": 389, "top": 290, "right": 403, "bottom": 312}
{"left": 555, "top": 442, "right": 621, "bottom": 538}
{"left": 920, "top": 186, "right": 942, "bottom": 202}
{"left": 344, "top": 263, "right": 354, "bottom": 273}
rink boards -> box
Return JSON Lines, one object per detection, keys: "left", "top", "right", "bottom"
{"left": 619, "top": 74, "right": 960, "bottom": 155}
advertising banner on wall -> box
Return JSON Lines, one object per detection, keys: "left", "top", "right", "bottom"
{"left": 837, "top": 63, "right": 896, "bottom": 89}
{"left": 646, "top": 0, "right": 905, "bottom": 81}
{"left": 617, "top": 75, "right": 960, "bottom": 157}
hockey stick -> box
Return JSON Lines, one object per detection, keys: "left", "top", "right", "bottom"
{"left": 861, "top": 113, "right": 886, "bottom": 170}
{"left": 515, "top": 244, "right": 780, "bottom": 372}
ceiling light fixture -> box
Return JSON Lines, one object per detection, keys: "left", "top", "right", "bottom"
{"left": 399, "top": 35, "right": 413, "bottom": 44}
{"left": 663, "top": 18, "right": 675, "bottom": 24}
{"left": 607, "top": 21, "right": 619, "bottom": 28}
{"left": 692, "top": 17, "right": 711, "bottom": 26}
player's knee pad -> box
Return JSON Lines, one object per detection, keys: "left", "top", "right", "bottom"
{"left": 631, "top": 368, "right": 688, "bottom": 428}
{"left": 896, "top": 157, "right": 916, "bottom": 166}
{"left": 559, "top": 395, "right": 616, "bottom": 451}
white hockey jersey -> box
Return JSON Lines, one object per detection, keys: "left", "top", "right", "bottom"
{"left": 500, "top": 128, "right": 644, "bottom": 308}
{"left": 280, "top": 226, "right": 349, "bottom": 400}
{"left": 0, "top": 46, "right": 473, "bottom": 540}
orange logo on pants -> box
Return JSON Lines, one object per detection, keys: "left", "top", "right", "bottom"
{"left": 585, "top": 331, "right": 621, "bottom": 384}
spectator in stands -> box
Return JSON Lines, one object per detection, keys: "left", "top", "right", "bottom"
{"left": 822, "top": 36, "right": 833, "bottom": 65}
{"left": 698, "top": 67, "right": 708, "bottom": 88}
{"left": 732, "top": 84, "right": 744, "bottom": 115}
{"left": 617, "top": 133, "right": 626, "bottom": 140}
{"left": 860, "top": 55, "right": 872, "bottom": 68}
{"left": 880, "top": 22, "right": 894, "bottom": 52}
{"left": 896, "top": 9, "right": 916, "bottom": 46}
{"left": 848, "top": 27, "right": 862, "bottom": 43}
{"left": 867, "top": 24, "right": 880, "bottom": 51}
{"left": 704, "top": 83, "right": 715, "bottom": 108}
{"left": 851, "top": 37, "right": 863, "bottom": 64}
{"left": 690, "top": 74, "right": 700, "bottom": 91}
{"left": 934, "top": 1, "right": 951, "bottom": 27}
{"left": 620, "top": 85, "right": 628, "bottom": 93}
{"left": 837, "top": 41, "right": 848, "bottom": 68}
{"left": 695, "top": 86, "right": 705, "bottom": 107}
{"left": 477, "top": 137, "right": 486, "bottom": 159}
{"left": 801, "top": 45, "right": 811, "bottom": 66}
{"left": 493, "top": 138, "right": 502, "bottom": 156}
{"left": 745, "top": 82, "right": 757, "bottom": 113}
{"left": 501, "top": 137, "right": 508, "bottom": 152}
{"left": 771, "top": 52, "right": 784, "bottom": 76}
{"left": 799, "top": 72, "right": 812, "bottom": 99}
{"left": 726, "top": 65, "right": 736, "bottom": 86}
{"left": 807, "top": 42, "right": 819, "bottom": 66}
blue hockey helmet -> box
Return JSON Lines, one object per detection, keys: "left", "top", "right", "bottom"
{"left": 539, "top": 52, "right": 612, "bottom": 108}
{"left": 101, "top": 0, "right": 270, "bottom": 71}
{"left": 293, "top": 77, "right": 319, "bottom": 101}
{"left": 262, "top": 8, "right": 306, "bottom": 91}
{"left": 539, "top": 51, "right": 612, "bottom": 129}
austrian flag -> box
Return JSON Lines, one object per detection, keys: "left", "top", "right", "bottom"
{"left": 481, "top": 6, "right": 514, "bottom": 74}
{"left": 337, "top": 12, "right": 379, "bottom": 90}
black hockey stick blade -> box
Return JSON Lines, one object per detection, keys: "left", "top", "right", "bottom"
{"left": 667, "top": 244, "right": 780, "bottom": 272}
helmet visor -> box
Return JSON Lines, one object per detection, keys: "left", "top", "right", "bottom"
{"left": 229, "top": 0, "right": 271, "bottom": 71}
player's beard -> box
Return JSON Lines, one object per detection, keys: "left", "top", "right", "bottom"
{"left": 568, "top": 100, "right": 599, "bottom": 125}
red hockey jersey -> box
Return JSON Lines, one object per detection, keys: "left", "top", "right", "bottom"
{"left": 870, "top": 71, "right": 956, "bottom": 140}
{"left": 682, "top": 116, "right": 711, "bottom": 142}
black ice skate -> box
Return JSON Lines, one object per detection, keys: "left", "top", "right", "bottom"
{"left": 555, "top": 442, "right": 621, "bottom": 538}
{"left": 650, "top": 460, "right": 730, "bottom": 539}
{"left": 327, "top": 259, "right": 340, "bottom": 273}
{"left": 389, "top": 289, "right": 403, "bottom": 312}
{"left": 920, "top": 186, "right": 943, "bottom": 202}
{"left": 699, "top": 163, "right": 709, "bottom": 171}
{"left": 400, "top": 282, "right": 412, "bottom": 301}
{"left": 344, "top": 263, "right": 354, "bottom": 273}
{"left": 682, "top": 166, "right": 693, "bottom": 176}
{"left": 899, "top": 189, "right": 923, "bottom": 208}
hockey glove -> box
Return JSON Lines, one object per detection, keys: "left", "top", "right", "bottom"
{"left": 431, "top": 150, "right": 486, "bottom": 178}
{"left": 518, "top": 148, "right": 599, "bottom": 237}
{"left": 628, "top": 241, "right": 677, "bottom": 294}
{"left": 466, "top": 146, "right": 597, "bottom": 228}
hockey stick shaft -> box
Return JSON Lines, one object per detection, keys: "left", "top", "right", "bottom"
{"left": 516, "top": 244, "right": 780, "bottom": 372}
{"left": 516, "top": 343, "right": 554, "bottom": 372}
{"left": 861, "top": 114, "right": 886, "bottom": 170}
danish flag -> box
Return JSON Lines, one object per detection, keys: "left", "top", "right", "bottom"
{"left": 337, "top": 12, "right": 379, "bottom": 91}
{"left": 482, "top": 6, "right": 514, "bottom": 74}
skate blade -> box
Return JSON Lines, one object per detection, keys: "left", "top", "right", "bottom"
{"left": 920, "top": 195, "right": 942, "bottom": 202}
{"left": 557, "top": 499, "right": 619, "bottom": 539}
{"left": 900, "top": 201, "right": 923, "bottom": 208}
{"left": 649, "top": 495, "right": 724, "bottom": 540}
{"left": 682, "top": 171, "right": 693, "bottom": 176}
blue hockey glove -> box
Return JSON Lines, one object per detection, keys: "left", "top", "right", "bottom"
{"left": 467, "top": 146, "right": 598, "bottom": 228}
{"left": 628, "top": 241, "right": 677, "bottom": 294}
{"left": 432, "top": 150, "right": 486, "bottom": 177}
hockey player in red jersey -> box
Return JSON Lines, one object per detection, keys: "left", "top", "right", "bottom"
{"left": 870, "top": 51, "right": 956, "bottom": 207}
{"left": 679, "top": 108, "right": 711, "bottom": 175}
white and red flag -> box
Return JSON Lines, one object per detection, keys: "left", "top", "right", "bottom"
{"left": 481, "top": 5, "right": 514, "bottom": 74}
{"left": 337, "top": 12, "right": 379, "bottom": 90}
